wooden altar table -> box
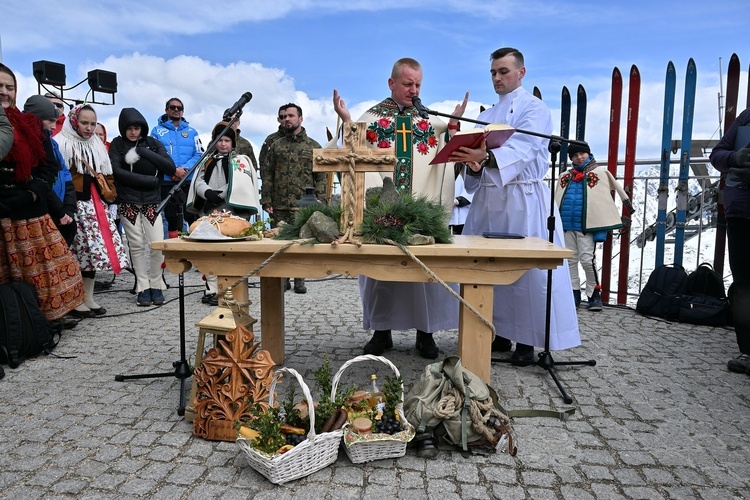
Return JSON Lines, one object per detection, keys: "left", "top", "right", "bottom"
{"left": 153, "top": 235, "right": 571, "bottom": 382}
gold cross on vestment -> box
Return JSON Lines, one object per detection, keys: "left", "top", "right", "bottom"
{"left": 313, "top": 122, "right": 396, "bottom": 238}
{"left": 395, "top": 122, "right": 411, "bottom": 153}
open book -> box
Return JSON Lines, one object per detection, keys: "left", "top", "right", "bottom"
{"left": 430, "top": 123, "right": 515, "bottom": 165}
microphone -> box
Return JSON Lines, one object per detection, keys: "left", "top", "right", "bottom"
{"left": 411, "top": 96, "right": 430, "bottom": 119}
{"left": 223, "top": 92, "right": 253, "bottom": 120}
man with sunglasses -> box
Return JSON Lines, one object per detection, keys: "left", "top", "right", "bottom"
{"left": 150, "top": 98, "right": 199, "bottom": 237}
{"left": 44, "top": 92, "right": 67, "bottom": 137}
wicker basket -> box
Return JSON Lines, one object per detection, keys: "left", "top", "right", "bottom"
{"left": 236, "top": 367, "right": 342, "bottom": 484}
{"left": 331, "top": 354, "right": 415, "bottom": 463}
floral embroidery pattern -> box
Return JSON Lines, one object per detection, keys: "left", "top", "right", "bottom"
{"left": 365, "top": 99, "right": 438, "bottom": 155}
{"left": 585, "top": 171, "right": 600, "bottom": 187}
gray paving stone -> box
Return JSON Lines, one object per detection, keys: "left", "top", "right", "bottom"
{"left": 3, "top": 272, "right": 750, "bottom": 497}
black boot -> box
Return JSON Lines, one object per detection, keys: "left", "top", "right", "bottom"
{"left": 511, "top": 343, "right": 535, "bottom": 365}
{"left": 363, "top": 330, "right": 393, "bottom": 355}
{"left": 491, "top": 336, "right": 512, "bottom": 352}
{"left": 415, "top": 330, "right": 439, "bottom": 359}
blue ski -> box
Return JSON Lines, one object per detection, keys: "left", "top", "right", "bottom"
{"left": 673, "top": 59, "right": 697, "bottom": 266}
{"left": 655, "top": 62, "right": 677, "bottom": 267}
{"left": 560, "top": 86, "right": 571, "bottom": 171}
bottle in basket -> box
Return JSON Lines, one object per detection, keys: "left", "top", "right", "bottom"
{"left": 368, "top": 374, "right": 386, "bottom": 413}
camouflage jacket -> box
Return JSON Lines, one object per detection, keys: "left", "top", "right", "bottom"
{"left": 260, "top": 127, "right": 326, "bottom": 210}
{"left": 258, "top": 126, "right": 284, "bottom": 175}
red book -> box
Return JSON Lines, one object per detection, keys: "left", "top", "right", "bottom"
{"left": 430, "top": 124, "right": 515, "bottom": 165}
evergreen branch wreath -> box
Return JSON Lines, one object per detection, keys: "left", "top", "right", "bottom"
{"left": 358, "top": 195, "right": 453, "bottom": 246}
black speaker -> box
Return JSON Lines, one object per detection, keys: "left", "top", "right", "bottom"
{"left": 87, "top": 69, "right": 117, "bottom": 94}
{"left": 32, "top": 60, "right": 66, "bottom": 86}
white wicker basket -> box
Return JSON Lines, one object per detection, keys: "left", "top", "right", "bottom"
{"left": 331, "top": 354, "right": 414, "bottom": 464}
{"left": 236, "top": 367, "right": 342, "bottom": 484}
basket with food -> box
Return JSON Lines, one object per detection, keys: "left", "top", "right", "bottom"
{"left": 331, "top": 354, "right": 415, "bottom": 464}
{"left": 235, "top": 367, "right": 342, "bottom": 484}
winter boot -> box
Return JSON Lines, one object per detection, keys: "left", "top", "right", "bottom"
{"left": 363, "top": 330, "right": 393, "bottom": 355}
{"left": 588, "top": 288, "right": 603, "bottom": 312}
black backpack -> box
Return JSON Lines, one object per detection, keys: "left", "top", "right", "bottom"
{"left": 0, "top": 281, "right": 57, "bottom": 368}
{"left": 685, "top": 263, "right": 726, "bottom": 299}
{"left": 636, "top": 265, "right": 688, "bottom": 320}
{"left": 677, "top": 263, "right": 729, "bottom": 326}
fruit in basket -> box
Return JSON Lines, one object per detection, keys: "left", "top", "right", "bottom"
{"left": 285, "top": 433, "right": 308, "bottom": 446}
{"left": 374, "top": 415, "right": 403, "bottom": 435}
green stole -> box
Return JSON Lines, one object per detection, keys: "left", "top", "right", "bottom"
{"left": 393, "top": 114, "right": 413, "bottom": 193}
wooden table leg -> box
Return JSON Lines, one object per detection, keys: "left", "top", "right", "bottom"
{"left": 458, "top": 283, "right": 494, "bottom": 383}
{"left": 260, "top": 277, "right": 285, "bottom": 365}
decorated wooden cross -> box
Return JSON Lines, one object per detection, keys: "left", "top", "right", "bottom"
{"left": 313, "top": 122, "right": 396, "bottom": 240}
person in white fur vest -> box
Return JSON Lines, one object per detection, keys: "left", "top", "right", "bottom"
{"left": 109, "top": 107, "right": 177, "bottom": 307}
{"left": 555, "top": 141, "right": 634, "bottom": 311}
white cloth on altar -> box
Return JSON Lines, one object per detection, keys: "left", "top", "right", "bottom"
{"left": 350, "top": 98, "right": 459, "bottom": 333}
{"left": 463, "top": 86, "right": 580, "bottom": 350}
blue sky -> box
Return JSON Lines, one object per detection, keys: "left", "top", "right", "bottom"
{"left": 2, "top": 1, "right": 747, "bottom": 165}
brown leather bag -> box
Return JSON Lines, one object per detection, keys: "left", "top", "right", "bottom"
{"left": 76, "top": 152, "right": 117, "bottom": 203}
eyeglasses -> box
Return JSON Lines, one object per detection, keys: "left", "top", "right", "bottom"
{"left": 168, "top": 105, "right": 184, "bottom": 111}
{"left": 53, "top": 102, "right": 64, "bottom": 110}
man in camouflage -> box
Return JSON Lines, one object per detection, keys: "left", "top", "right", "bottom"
{"left": 260, "top": 103, "right": 326, "bottom": 294}
{"left": 258, "top": 106, "right": 286, "bottom": 174}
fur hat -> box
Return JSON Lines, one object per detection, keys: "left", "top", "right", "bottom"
{"left": 211, "top": 121, "right": 236, "bottom": 148}
{"left": 23, "top": 95, "right": 59, "bottom": 121}
{"left": 567, "top": 141, "right": 591, "bottom": 159}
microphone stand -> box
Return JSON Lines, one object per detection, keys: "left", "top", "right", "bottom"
{"left": 420, "top": 104, "right": 595, "bottom": 405}
{"left": 114, "top": 112, "right": 243, "bottom": 416}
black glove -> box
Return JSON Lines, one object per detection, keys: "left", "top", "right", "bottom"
{"left": 729, "top": 167, "right": 750, "bottom": 185}
{"left": 204, "top": 189, "right": 223, "bottom": 205}
{"left": 621, "top": 215, "right": 632, "bottom": 230}
{"left": 622, "top": 198, "right": 635, "bottom": 215}
{"left": 732, "top": 148, "right": 750, "bottom": 168}
{"left": 455, "top": 196, "right": 471, "bottom": 208}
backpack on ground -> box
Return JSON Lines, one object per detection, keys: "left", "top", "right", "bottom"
{"left": 685, "top": 263, "right": 726, "bottom": 299}
{"left": 677, "top": 263, "right": 729, "bottom": 326}
{"left": 0, "top": 281, "right": 58, "bottom": 368}
{"left": 403, "top": 356, "right": 516, "bottom": 455}
{"left": 636, "top": 265, "right": 688, "bottom": 320}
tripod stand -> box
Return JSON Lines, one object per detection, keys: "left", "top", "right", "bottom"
{"left": 114, "top": 190, "right": 192, "bottom": 415}
{"left": 415, "top": 99, "right": 595, "bottom": 404}
{"left": 114, "top": 101, "right": 250, "bottom": 415}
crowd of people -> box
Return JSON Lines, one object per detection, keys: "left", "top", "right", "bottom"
{"left": 2, "top": 48, "right": 649, "bottom": 368}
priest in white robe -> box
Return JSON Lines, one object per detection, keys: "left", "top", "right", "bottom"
{"left": 449, "top": 47, "right": 580, "bottom": 364}
{"left": 332, "top": 57, "right": 468, "bottom": 359}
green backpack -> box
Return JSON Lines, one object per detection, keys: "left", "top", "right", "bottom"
{"left": 403, "top": 356, "right": 516, "bottom": 455}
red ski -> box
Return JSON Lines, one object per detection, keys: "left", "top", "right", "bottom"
{"left": 713, "top": 54, "right": 740, "bottom": 274}
{"left": 600, "top": 68, "right": 622, "bottom": 304}
{"left": 616, "top": 66, "right": 640, "bottom": 305}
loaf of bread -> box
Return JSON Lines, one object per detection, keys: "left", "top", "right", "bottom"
{"left": 189, "top": 211, "right": 251, "bottom": 237}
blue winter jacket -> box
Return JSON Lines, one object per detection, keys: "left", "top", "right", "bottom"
{"left": 150, "top": 115, "right": 203, "bottom": 181}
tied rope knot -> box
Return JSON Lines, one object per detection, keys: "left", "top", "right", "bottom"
{"left": 433, "top": 387, "right": 514, "bottom": 450}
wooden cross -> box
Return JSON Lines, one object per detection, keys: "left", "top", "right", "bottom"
{"left": 313, "top": 122, "right": 396, "bottom": 238}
